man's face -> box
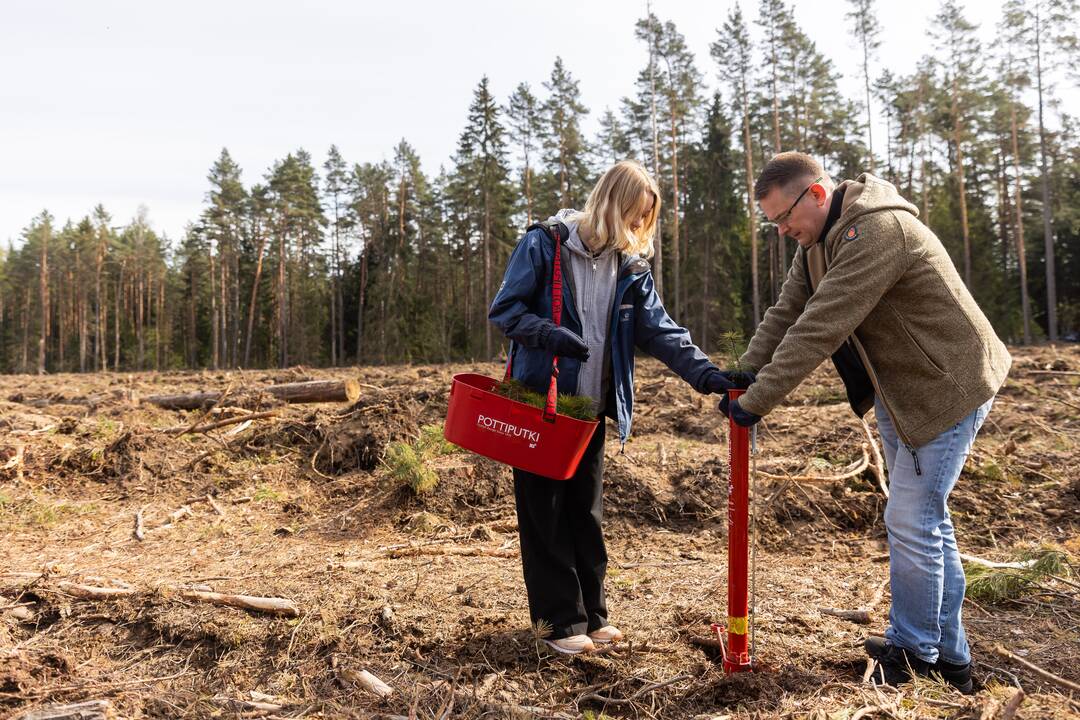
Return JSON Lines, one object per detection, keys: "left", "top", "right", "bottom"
{"left": 759, "top": 179, "right": 829, "bottom": 249}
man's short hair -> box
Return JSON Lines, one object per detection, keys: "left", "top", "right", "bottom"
{"left": 754, "top": 152, "right": 826, "bottom": 201}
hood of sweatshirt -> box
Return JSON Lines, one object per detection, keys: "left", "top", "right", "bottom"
{"left": 830, "top": 174, "right": 919, "bottom": 243}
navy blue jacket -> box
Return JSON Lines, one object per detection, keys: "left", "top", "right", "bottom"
{"left": 488, "top": 227, "right": 719, "bottom": 444}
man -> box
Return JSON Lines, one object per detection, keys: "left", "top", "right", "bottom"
{"left": 722, "top": 152, "right": 1011, "bottom": 693}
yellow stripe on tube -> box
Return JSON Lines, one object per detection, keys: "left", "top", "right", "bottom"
{"left": 728, "top": 616, "right": 748, "bottom": 635}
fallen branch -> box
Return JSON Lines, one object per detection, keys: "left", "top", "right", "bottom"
{"left": 179, "top": 589, "right": 300, "bottom": 617}
{"left": 158, "top": 505, "right": 194, "bottom": 529}
{"left": 205, "top": 494, "right": 226, "bottom": 517}
{"left": 757, "top": 444, "right": 870, "bottom": 484}
{"left": 339, "top": 667, "right": 394, "bottom": 698}
{"left": 179, "top": 410, "right": 278, "bottom": 435}
{"left": 992, "top": 643, "right": 1080, "bottom": 693}
{"left": 57, "top": 581, "right": 137, "bottom": 600}
{"left": 385, "top": 546, "right": 519, "bottom": 559}
{"left": 169, "top": 382, "right": 233, "bottom": 436}
{"left": 133, "top": 508, "right": 146, "bottom": 541}
{"left": 960, "top": 553, "right": 1037, "bottom": 570}
{"left": 213, "top": 695, "right": 283, "bottom": 713}
{"left": 1022, "top": 369, "right": 1080, "bottom": 377}
{"left": 817, "top": 607, "right": 871, "bottom": 624}
{"left": 578, "top": 673, "right": 690, "bottom": 707}
{"left": 861, "top": 417, "right": 889, "bottom": 498}
{"left": 16, "top": 700, "right": 114, "bottom": 720}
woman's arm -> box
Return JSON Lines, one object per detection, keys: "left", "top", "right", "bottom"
{"left": 633, "top": 272, "right": 718, "bottom": 392}
{"left": 488, "top": 230, "right": 553, "bottom": 348}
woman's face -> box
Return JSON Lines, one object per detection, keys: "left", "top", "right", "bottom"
{"left": 627, "top": 191, "right": 655, "bottom": 233}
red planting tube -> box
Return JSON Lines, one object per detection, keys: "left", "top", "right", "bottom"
{"left": 724, "top": 388, "right": 753, "bottom": 673}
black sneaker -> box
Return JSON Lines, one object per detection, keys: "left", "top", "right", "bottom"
{"left": 864, "top": 636, "right": 973, "bottom": 694}
{"left": 865, "top": 638, "right": 932, "bottom": 687}
{"left": 931, "top": 658, "right": 974, "bottom": 695}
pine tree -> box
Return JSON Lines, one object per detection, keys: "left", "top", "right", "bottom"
{"left": 541, "top": 58, "right": 592, "bottom": 211}
{"left": 506, "top": 83, "right": 544, "bottom": 224}
{"left": 846, "top": 0, "right": 882, "bottom": 172}
{"left": 932, "top": 0, "right": 986, "bottom": 291}
{"left": 712, "top": 5, "right": 761, "bottom": 327}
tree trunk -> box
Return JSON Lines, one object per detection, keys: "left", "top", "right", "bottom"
{"left": 244, "top": 229, "right": 268, "bottom": 368}
{"left": 743, "top": 101, "right": 760, "bottom": 327}
{"left": 210, "top": 247, "right": 219, "bottom": 370}
{"left": 862, "top": 34, "right": 875, "bottom": 173}
{"left": 483, "top": 188, "right": 492, "bottom": 359}
{"left": 37, "top": 223, "right": 48, "bottom": 375}
{"left": 145, "top": 379, "right": 361, "bottom": 410}
{"left": 356, "top": 244, "right": 367, "bottom": 362}
{"left": 114, "top": 261, "right": 123, "bottom": 371}
{"left": 1034, "top": 3, "right": 1057, "bottom": 341}
{"left": 951, "top": 77, "right": 972, "bottom": 290}
{"left": 648, "top": 28, "right": 663, "bottom": 299}
{"left": 669, "top": 106, "right": 681, "bottom": 320}
{"left": 1010, "top": 99, "right": 1032, "bottom": 344}
{"left": 95, "top": 237, "right": 105, "bottom": 371}
{"left": 278, "top": 224, "right": 288, "bottom": 368}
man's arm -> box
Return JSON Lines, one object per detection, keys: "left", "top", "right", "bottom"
{"left": 739, "top": 250, "right": 810, "bottom": 372}
{"left": 739, "top": 213, "right": 915, "bottom": 417}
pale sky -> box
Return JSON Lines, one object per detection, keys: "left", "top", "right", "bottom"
{"left": 0, "top": 0, "right": 1046, "bottom": 248}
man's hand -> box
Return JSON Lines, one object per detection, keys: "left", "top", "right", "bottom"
{"left": 719, "top": 397, "right": 761, "bottom": 427}
{"left": 542, "top": 324, "right": 590, "bottom": 361}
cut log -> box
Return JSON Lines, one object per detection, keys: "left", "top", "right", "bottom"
{"left": 145, "top": 379, "right": 360, "bottom": 410}
{"left": 179, "top": 588, "right": 299, "bottom": 617}
{"left": 16, "top": 700, "right": 115, "bottom": 720}
{"left": 265, "top": 379, "right": 360, "bottom": 404}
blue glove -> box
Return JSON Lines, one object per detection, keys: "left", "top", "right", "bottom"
{"left": 719, "top": 397, "right": 762, "bottom": 427}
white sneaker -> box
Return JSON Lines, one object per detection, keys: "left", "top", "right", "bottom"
{"left": 543, "top": 634, "right": 596, "bottom": 655}
{"left": 588, "top": 625, "right": 624, "bottom": 644}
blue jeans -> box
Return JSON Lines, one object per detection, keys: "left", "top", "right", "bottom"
{"left": 875, "top": 397, "right": 993, "bottom": 665}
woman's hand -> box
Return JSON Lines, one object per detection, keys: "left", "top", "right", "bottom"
{"left": 541, "top": 323, "right": 590, "bottom": 361}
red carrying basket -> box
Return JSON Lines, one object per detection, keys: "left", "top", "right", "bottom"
{"left": 443, "top": 222, "right": 598, "bottom": 480}
{"left": 443, "top": 373, "right": 598, "bottom": 480}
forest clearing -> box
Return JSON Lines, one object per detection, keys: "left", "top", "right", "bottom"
{"left": 2, "top": 344, "right": 1077, "bottom": 719}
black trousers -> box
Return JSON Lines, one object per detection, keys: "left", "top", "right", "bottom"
{"left": 513, "top": 421, "right": 608, "bottom": 639}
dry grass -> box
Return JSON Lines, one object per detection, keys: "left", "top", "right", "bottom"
{"left": 1, "top": 347, "right": 1078, "bottom": 718}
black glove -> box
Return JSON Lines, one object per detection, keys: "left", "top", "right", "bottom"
{"left": 719, "top": 369, "right": 756, "bottom": 389}
{"left": 704, "top": 371, "right": 736, "bottom": 394}
{"left": 706, "top": 369, "right": 756, "bottom": 394}
{"left": 719, "top": 397, "right": 762, "bottom": 427}
{"left": 541, "top": 323, "right": 590, "bottom": 361}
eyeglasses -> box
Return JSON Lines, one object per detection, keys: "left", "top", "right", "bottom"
{"left": 764, "top": 176, "right": 823, "bottom": 227}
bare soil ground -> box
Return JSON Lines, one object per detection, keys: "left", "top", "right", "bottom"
{"left": 1, "top": 347, "right": 1078, "bottom": 719}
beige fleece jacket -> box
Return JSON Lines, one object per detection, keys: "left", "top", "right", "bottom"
{"left": 739, "top": 174, "right": 1011, "bottom": 447}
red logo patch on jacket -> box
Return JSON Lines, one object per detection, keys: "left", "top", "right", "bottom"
{"left": 845, "top": 225, "right": 859, "bottom": 241}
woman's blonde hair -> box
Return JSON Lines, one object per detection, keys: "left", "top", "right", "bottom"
{"left": 573, "top": 160, "right": 660, "bottom": 257}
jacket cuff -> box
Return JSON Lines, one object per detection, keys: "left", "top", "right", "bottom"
{"left": 737, "top": 388, "right": 770, "bottom": 417}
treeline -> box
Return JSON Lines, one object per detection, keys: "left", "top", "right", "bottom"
{"left": 1, "top": 0, "right": 1077, "bottom": 374}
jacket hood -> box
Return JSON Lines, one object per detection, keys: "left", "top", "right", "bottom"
{"left": 832, "top": 174, "right": 919, "bottom": 241}
{"left": 547, "top": 208, "right": 618, "bottom": 261}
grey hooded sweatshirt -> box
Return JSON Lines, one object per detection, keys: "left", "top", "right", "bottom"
{"left": 549, "top": 209, "right": 619, "bottom": 415}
